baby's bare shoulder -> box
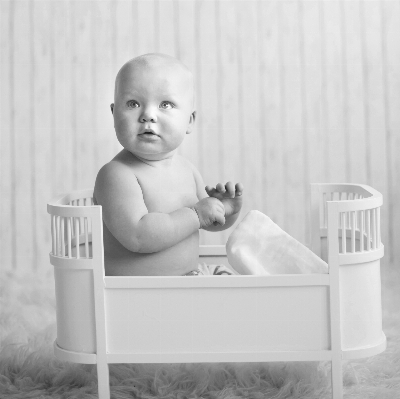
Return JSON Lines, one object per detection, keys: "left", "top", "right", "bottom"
{"left": 94, "top": 156, "right": 143, "bottom": 205}
{"left": 97, "top": 151, "right": 142, "bottom": 179}
{"left": 96, "top": 159, "right": 135, "bottom": 186}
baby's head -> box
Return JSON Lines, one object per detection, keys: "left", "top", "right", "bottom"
{"left": 112, "top": 53, "right": 196, "bottom": 161}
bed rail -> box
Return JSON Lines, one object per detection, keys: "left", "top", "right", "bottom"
{"left": 47, "top": 189, "right": 97, "bottom": 261}
{"left": 310, "top": 183, "right": 384, "bottom": 263}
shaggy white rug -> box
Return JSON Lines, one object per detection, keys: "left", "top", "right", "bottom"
{"left": 0, "top": 265, "right": 399, "bottom": 399}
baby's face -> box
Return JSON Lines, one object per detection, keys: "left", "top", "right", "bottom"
{"left": 112, "top": 62, "right": 195, "bottom": 161}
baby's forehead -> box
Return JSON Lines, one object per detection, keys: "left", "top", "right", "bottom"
{"left": 124, "top": 64, "right": 186, "bottom": 83}
{"left": 115, "top": 55, "right": 193, "bottom": 97}
{"left": 132, "top": 54, "right": 188, "bottom": 71}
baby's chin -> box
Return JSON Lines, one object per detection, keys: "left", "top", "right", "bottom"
{"left": 126, "top": 148, "right": 177, "bottom": 162}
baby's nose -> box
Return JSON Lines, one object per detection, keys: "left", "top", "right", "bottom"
{"left": 139, "top": 106, "right": 157, "bottom": 123}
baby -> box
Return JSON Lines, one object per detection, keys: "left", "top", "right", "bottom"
{"left": 94, "top": 53, "right": 243, "bottom": 276}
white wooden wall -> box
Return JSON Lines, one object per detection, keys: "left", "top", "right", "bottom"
{"left": 1, "top": 0, "right": 399, "bottom": 272}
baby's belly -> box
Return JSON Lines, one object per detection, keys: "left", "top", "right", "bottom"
{"left": 103, "top": 223, "right": 199, "bottom": 276}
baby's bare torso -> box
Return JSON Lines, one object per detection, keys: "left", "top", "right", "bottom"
{"left": 99, "top": 152, "right": 200, "bottom": 276}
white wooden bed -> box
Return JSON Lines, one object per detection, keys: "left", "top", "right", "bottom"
{"left": 47, "top": 183, "right": 386, "bottom": 399}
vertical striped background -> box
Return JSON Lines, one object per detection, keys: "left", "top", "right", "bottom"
{"left": 1, "top": 0, "right": 399, "bottom": 273}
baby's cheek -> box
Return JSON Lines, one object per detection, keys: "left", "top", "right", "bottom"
{"left": 115, "top": 116, "right": 135, "bottom": 137}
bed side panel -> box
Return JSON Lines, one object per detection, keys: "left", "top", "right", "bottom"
{"left": 105, "top": 285, "right": 330, "bottom": 354}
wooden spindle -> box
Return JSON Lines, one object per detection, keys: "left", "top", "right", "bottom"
{"left": 348, "top": 194, "right": 354, "bottom": 230}
{"left": 61, "top": 217, "right": 65, "bottom": 257}
{"left": 354, "top": 193, "right": 360, "bottom": 230}
{"left": 56, "top": 216, "right": 60, "bottom": 256}
{"left": 51, "top": 215, "right": 56, "bottom": 255}
{"left": 75, "top": 217, "right": 80, "bottom": 259}
{"left": 70, "top": 212, "right": 74, "bottom": 238}
{"left": 360, "top": 210, "right": 364, "bottom": 252}
{"left": 351, "top": 211, "right": 356, "bottom": 253}
{"left": 67, "top": 217, "right": 72, "bottom": 258}
{"left": 366, "top": 210, "right": 371, "bottom": 251}
{"left": 85, "top": 217, "right": 89, "bottom": 258}
{"left": 377, "top": 207, "right": 381, "bottom": 247}
{"left": 87, "top": 212, "right": 92, "bottom": 235}
{"left": 341, "top": 213, "right": 346, "bottom": 253}
{"left": 54, "top": 216, "right": 58, "bottom": 256}
{"left": 78, "top": 199, "right": 83, "bottom": 233}
{"left": 371, "top": 209, "right": 376, "bottom": 250}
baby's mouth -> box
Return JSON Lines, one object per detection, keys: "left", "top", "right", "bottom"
{"left": 140, "top": 129, "right": 158, "bottom": 136}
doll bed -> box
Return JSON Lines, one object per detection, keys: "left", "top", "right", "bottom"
{"left": 47, "top": 183, "right": 386, "bottom": 399}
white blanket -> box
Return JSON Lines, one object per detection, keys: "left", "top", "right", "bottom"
{"left": 226, "top": 210, "right": 328, "bottom": 275}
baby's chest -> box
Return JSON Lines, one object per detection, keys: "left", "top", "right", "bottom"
{"left": 137, "top": 170, "right": 198, "bottom": 212}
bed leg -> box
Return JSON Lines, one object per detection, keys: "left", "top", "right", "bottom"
{"left": 331, "top": 358, "right": 343, "bottom": 399}
{"left": 97, "top": 362, "right": 110, "bottom": 399}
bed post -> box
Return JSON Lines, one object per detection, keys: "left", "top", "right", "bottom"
{"left": 91, "top": 206, "right": 110, "bottom": 399}
{"left": 327, "top": 200, "right": 343, "bottom": 399}
{"left": 310, "top": 184, "right": 322, "bottom": 257}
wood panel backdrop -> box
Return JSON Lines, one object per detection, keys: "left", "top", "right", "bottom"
{"left": 1, "top": 0, "right": 399, "bottom": 274}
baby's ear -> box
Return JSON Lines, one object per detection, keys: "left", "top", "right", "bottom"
{"left": 186, "top": 111, "right": 196, "bottom": 134}
{"left": 110, "top": 103, "right": 114, "bottom": 114}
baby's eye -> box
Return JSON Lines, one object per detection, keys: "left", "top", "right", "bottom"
{"left": 159, "top": 101, "right": 174, "bottom": 110}
{"left": 127, "top": 100, "right": 139, "bottom": 108}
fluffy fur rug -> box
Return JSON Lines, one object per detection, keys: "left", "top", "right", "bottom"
{"left": 0, "top": 265, "right": 399, "bottom": 399}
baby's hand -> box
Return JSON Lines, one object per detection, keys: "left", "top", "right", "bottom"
{"left": 205, "top": 182, "right": 244, "bottom": 217}
{"left": 193, "top": 197, "right": 225, "bottom": 229}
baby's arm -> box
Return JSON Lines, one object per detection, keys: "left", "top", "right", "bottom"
{"left": 192, "top": 167, "right": 243, "bottom": 232}
{"left": 94, "top": 161, "right": 225, "bottom": 253}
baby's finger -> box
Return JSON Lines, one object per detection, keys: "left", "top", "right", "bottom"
{"left": 205, "top": 186, "right": 218, "bottom": 198}
{"left": 235, "top": 182, "right": 244, "bottom": 196}
{"left": 212, "top": 204, "right": 225, "bottom": 225}
{"left": 216, "top": 183, "right": 226, "bottom": 193}
{"left": 225, "top": 181, "right": 235, "bottom": 198}
{"left": 213, "top": 212, "right": 225, "bottom": 226}
{"left": 217, "top": 203, "right": 225, "bottom": 215}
